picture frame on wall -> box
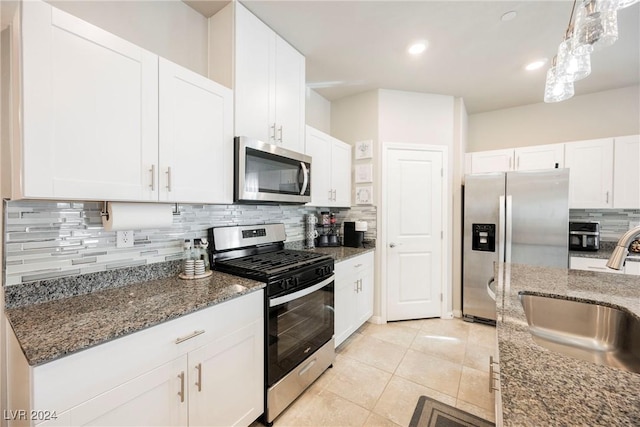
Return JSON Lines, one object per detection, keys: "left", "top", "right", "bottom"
{"left": 355, "top": 164, "right": 373, "bottom": 183}
{"left": 354, "top": 140, "right": 373, "bottom": 160}
{"left": 355, "top": 186, "right": 373, "bottom": 205}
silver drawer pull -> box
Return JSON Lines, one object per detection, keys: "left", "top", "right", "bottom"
{"left": 175, "top": 329, "right": 205, "bottom": 344}
{"left": 354, "top": 264, "right": 363, "bottom": 268}
{"left": 178, "top": 372, "right": 185, "bottom": 403}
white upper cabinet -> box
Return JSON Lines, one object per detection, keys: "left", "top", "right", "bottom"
{"left": 467, "top": 148, "right": 514, "bottom": 173}
{"left": 305, "top": 126, "right": 351, "bottom": 207}
{"left": 514, "top": 143, "right": 564, "bottom": 171}
{"left": 565, "top": 138, "right": 614, "bottom": 208}
{"left": 467, "top": 144, "right": 564, "bottom": 174}
{"left": 19, "top": 0, "right": 159, "bottom": 201}
{"left": 613, "top": 135, "right": 640, "bottom": 209}
{"left": 14, "top": 0, "right": 232, "bottom": 204}
{"left": 158, "top": 58, "right": 233, "bottom": 204}
{"left": 234, "top": 3, "right": 305, "bottom": 153}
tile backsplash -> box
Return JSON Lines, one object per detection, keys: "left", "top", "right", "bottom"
{"left": 569, "top": 209, "right": 640, "bottom": 241}
{"left": 3, "top": 201, "right": 377, "bottom": 287}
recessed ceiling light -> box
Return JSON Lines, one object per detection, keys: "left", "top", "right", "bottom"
{"left": 525, "top": 59, "right": 547, "bottom": 71}
{"left": 408, "top": 41, "right": 428, "bottom": 55}
{"left": 501, "top": 11, "right": 517, "bottom": 22}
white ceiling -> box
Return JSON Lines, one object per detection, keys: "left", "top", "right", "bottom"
{"left": 185, "top": 1, "right": 640, "bottom": 114}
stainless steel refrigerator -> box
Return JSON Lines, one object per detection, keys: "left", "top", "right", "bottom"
{"left": 462, "top": 169, "right": 569, "bottom": 323}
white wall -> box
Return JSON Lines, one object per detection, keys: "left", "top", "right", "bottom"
{"left": 47, "top": 0, "right": 209, "bottom": 76}
{"left": 378, "top": 89, "right": 454, "bottom": 145}
{"left": 305, "top": 89, "right": 331, "bottom": 134}
{"left": 468, "top": 85, "right": 640, "bottom": 152}
{"left": 331, "top": 90, "right": 379, "bottom": 145}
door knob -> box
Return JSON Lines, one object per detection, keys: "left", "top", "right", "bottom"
{"left": 389, "top": 243, "right": 396, "bottom": 248}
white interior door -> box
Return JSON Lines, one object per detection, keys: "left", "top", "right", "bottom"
{"left": 386, "top": 146, "right": 443, "bottom": 321}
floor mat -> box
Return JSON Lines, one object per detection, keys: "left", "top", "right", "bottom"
{"left": 409, "top": 396, "right": 495, "bottom": 427}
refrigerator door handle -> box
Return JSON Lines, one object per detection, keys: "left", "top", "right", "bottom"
{"left": 498, "top": 195, "right": 506, "bottom": 265}
{"left": 487, "top": 276, "right": 496, "bottom": 301}
{"left": 505, "top": 195, "right": 513, "bottom": 264}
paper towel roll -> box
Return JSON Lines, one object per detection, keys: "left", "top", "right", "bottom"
{"left": 102, "top": 202, "right": 174, "bottom": 231}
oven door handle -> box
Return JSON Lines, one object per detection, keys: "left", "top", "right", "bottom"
{"left": 269, "top": 275, "right": 334, "bottom": 307}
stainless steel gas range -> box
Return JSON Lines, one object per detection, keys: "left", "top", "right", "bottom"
{"left": 208, "top": 224, "right": 335, "bottom": 425}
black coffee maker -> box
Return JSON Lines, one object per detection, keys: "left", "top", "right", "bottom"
{"left": 343, "top": 221, "right": 366, "bottom": 248}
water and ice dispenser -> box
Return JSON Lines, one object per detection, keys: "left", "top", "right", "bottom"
{"left": 472, "top": 224, "right": 496, "bottom": 252}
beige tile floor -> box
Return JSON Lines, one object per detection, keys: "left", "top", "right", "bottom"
{"left": 264, "top": 318, "right": 497, "bottom": 427}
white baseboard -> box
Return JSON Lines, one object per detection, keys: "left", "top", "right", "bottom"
{"left": 452, "top": 309, "right": 462, "bottom": 318}
{"left": 368, "top": 316, "right": 385, "bottom": 325}
{"left": 441, "top": 311, "right": 454, "bottom": 319}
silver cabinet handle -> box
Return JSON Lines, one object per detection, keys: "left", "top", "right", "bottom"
{"left": 354, "top": 264, "right": 363, "bottom": 268}
{"left": 606, "top": 191, "right": 609, "bottom": 204}
{"left": 175, "top": 329, "right": 205, "bottom": 344}
{"left": 278, "top": 125, "right": 283, "bottom": 143}
{"left": 166, "top": 167, "right": 172, "bottom": 192}
{"left": 149, "top": 164, "right": 155, "bottom": 191}
{"left": 271, "top": 123, "right": 276, "bottom": 142}
{"left": 195, "top": 363, "right": 202, "bottom": 392}
{"left": 178, "top": 372, "right": 185, "bottom": 403}
{"left": 333, "top": 189, "right": 337, "bottom": 201}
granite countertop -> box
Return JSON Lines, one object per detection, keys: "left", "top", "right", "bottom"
{"left": 5, "top": 271, "right": 264, "bottom": 366}
{"left": 303, "top": 245, "right": 375, "bottom": 263}
{"left": 497, "top": 263, "right": 640, "bottom": 426}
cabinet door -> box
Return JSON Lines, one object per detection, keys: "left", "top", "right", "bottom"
{"left": 355, "top": 254, "right": 374, "bottom": 326}
{"left": 188, "top": 320, "right": 264, "bottom": 427}
{"left": 334, "top": 267, "right": 357, "bottom": 348}
{"left": 159, "top": 58, "right": 233, "bottom": 204}
{"left": 21, "top": 0, "right": 158, "bottom": 201}
{"left": 565, "top": 139, "right": 614, "bottom": 208}
{"left": 331, "top": 138, "right": 352, "bottom": 207}
{"left": 234, "top": 2, "right": 274, "bottom": 144}
{"left": 274, "top": 36, "right": 305, "bottom": 152}
{"left": 305, "top": 126, "right": 332, "bottom": 206}
{"left": 69, "top": 356, "right": 188, "bottom": 426}
{"left": 613, "top": 135, "right": 640, "bottom": 209}
{"left": 514, "top": 143, "right": 564, "bottom": 171}
{"left": 469, "top": 149, "right": 514, "bottom": 173}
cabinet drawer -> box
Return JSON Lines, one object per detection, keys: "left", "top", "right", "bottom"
{"left": 335, "top": 252, "right": 374, "bottom": 275}
{"left": 32, "top": 290, "right": 263, "bottom": 413}
{"left": 569, "top": 257, "right": 624, "bottom": 274}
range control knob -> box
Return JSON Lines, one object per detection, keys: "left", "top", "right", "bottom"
{"left": 315, "top": 267, "right": 325, "bottom": 276}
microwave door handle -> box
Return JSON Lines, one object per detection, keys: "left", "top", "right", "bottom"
{"left": 299, "top": 162, "right": 309, "bottom": 195}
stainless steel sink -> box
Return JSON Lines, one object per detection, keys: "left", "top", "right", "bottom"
{"left": 519, "top": 293, "right": 640, "bottom": 373}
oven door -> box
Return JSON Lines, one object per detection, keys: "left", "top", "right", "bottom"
{"left": 267, "top": 275, "right": 334, "bottom": 386}
{"left": 235, "top": 136, "right": 311, "bottom": 204}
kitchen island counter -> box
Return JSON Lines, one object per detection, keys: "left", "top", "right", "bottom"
{"left": 497, "top": 263, "right": 640, "bottom": 426}
{"left": 6, "top": 271, "right": 264, "bottom": 366}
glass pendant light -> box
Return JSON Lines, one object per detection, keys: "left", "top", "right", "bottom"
{"left": 544, "top": 59, "right": 575, "bottom": 103}
{"left": 573, "top": 0, "right": 619, "bottom": 55}
{"left": 556, "top": 34, "right": 591, "bottom": 82}
{"left": 602, "top": 0, "right": 639, "bottom": 10}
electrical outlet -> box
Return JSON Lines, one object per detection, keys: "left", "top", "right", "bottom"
{"left": 116, "top": 230, "right": 134, "bottom": 248}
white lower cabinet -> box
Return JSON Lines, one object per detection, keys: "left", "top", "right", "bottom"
{"left": 334, "top": 252, "right": 374, "bottom": 347}
{"left": 10, "top": 291, "right": 264, "bottom": 427}
{"left": 569, "top": 256, "right": 625, "bottom": 274}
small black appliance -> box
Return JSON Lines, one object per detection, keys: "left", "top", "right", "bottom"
{"left": 343, "top": 221, "right": 365, "bottom": 248}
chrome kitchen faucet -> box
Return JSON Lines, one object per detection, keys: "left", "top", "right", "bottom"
{"left": 607, "top": 225, "right": 640, "bottom": 270}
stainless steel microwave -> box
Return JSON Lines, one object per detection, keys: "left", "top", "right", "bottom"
{"left": 234, "top": 136, "right": 311, "bottom": 204}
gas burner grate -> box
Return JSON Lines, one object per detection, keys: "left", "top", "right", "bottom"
{"left": 217, "top": 250, "right": 329, "bottom": 275}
